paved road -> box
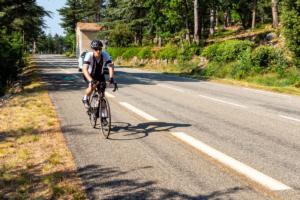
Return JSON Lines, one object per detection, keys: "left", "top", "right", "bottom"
{"left": 34, "top": 54, "right": 300, "bottom": 199}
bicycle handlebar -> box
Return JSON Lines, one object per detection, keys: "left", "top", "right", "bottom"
{"left": 92, "top": 81, "right": 118, "bottom": 92}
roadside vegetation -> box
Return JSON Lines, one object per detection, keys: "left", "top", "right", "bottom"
{"left": 54, "top": 0, "right": 300, "bottom": 95}
{"left": 0, "top": 64, "right": 86, "bottom": 199}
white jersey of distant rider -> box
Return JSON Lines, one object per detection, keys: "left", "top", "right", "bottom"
{"left": 83, "top": 51, "right": 112, "bottom": 74}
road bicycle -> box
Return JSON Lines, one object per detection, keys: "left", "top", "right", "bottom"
{"left": 88, "top": 81, "right": 118, "bottom": 138}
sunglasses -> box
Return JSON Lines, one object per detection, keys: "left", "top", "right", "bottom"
{"left": 93, "top": 48, "right": 102, "bottom": 52}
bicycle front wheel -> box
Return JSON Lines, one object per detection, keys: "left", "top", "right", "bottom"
{"left": 99, "top": 97, "right": 111, "bottom": 138}
{"left": 89, "top": 93, "right": 99, "bottom": 128}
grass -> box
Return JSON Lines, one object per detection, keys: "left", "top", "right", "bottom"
{"left": 0, "top": 62, "right": 86, "bottom": 199}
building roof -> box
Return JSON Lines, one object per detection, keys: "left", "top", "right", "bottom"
{"left": 76, "top": 22, "right": 103, "bottom": 31}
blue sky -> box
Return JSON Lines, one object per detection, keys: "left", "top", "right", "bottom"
{"left": 36, "top": 0, "right": 66, "bottom": 36}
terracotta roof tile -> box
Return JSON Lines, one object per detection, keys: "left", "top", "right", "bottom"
{"left": 76, "top": 22, "right": 103, "bottom": 31}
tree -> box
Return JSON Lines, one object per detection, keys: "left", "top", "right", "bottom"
{"left": 58, "top": 0, "right": 84, "bottom": 33}
{"left": 271, "top": 0, "right": 279, "bottom": 28}
{"left": 281, "top": 0, "right": 300, "bottom": 65}
{"left": 0, "top": 0, "right": 49, "bottom": 95}
{"left": 252, "top": 0, "right": 257, "bottom": 29}
{"left": 194, "top": 0, "right": 200, "bottom": 43}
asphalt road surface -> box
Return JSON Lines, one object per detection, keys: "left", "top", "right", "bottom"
{"left": 34, "top": 54, "right": 300, "bottom": 200}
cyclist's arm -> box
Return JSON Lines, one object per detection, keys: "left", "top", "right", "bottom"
{"left": 107, "top": 63, "right": 114, "bottom": 80}
{"left": 102, "top": 51, "right": 114, "bottom": 80}
{"left": 83, "top": 64, "right": 93, "bottom": 82}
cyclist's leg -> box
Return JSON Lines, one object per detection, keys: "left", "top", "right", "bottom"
{"left": 82, "top": 74, "right": 95, "bottom": 108}
{"left": 98, "top": 78, "right": 107, "bottom": 120}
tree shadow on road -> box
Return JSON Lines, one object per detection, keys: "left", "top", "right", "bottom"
{"left": 77, "top": 164, "right": 249, "bottom": 200}
{"left": 34, "top": 60, "right": 208, "bottom": 94}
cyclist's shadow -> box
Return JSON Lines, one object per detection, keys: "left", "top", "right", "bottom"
{"left": 109, "top": 121, "right": 191, "bottom": 140}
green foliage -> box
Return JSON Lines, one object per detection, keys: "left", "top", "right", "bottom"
{"left": 156, "top": 44, "right": 178, "bottom": 60}
{"left": 281, "top": 0, "right": 300, "bottom": 66}
{"left": 246, "top": 68, "right": 300, "bottom": 87}
{"left": 201, "top": 45, "right": 292, "bottom": 81}
{"left": 177, "top": 43, "right": 202, "bottom": 63}
{"left": 0, "top": 0, "right": 48, "bottom": 96}
{"left": 37, "top": 34, "right": 67, "bottom": 54}
{"left": 109, "top": 24, "right": 134, "bottom": 47}
{"left": 251, "top": 46, "right": 289, "bottom": 73}
{"left": 231, "top": 48, "right": 259, "bottom": 79}
{"left": 107, "top": 47, "right": 127, "bottom": 59}
{"left": 137, "top": 47, "right": 152, "bottom": 59}
{"left": 0, "top": 30, "right": 24, "bottom": 96}
{"left": 122, "top": 47, "right": 142, "bottom": 60}
{"left": 201, "top": 40, "right": 255, "bottom": 62}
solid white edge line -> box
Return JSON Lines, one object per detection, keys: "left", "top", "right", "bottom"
{"left": 279, "top": 115, "right": 300, "bottom": 122}
{"left": 198, "top": 94, "right": 247, "bottom": 108}
{"left": 120, "top": 102, "right": 158, "bottom": 121}
{"left": 171, "top": 132, "right": 291, "bottom": 191}
{"left": 105, "top": 92, "right": 115, "bottom": 98}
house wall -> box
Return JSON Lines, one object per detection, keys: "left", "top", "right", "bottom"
{"left": 81, "top": 31, "right": 99, "bottom": 53}
{"left": 76, "top": 28, "right": 81, "bottom": 57}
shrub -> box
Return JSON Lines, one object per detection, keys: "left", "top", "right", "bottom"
{"left": 156, "top": 44, "right": 178, "bottom": 60}
{"left": 231, "top": 48, "right": 259, "bottom": 79}
{"left": 177, "top": 43, "right": 202, "bottom": 63}
{"left": 201, "top": 40, "right": 254, "bottom": 62}
{"left": 251, "top": 45, "right": 289, "bottom": 75}
{"left": 107, "top": 47, "right": 127, "bottom": 59}
{"left": 202, "top": 61, "right": 234, "bottom": 78}
{"left": 122, "top": 47, "right": 141, "bottom": 60}
{"left": 137, "top": 47, "right": 152, "bottom": 59}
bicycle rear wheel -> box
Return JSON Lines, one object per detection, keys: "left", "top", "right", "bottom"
{"left": 89, "top": 93, "right": 99, "bottom": 128}
{"left": 99, "top": 97, "right": 111, "bottom": 138}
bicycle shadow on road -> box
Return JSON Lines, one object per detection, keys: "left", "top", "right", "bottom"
{"left": 108, "top": 121, "right": 191, "bottom": 140}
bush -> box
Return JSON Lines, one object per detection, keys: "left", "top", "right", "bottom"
{"left": 122, "top": 47, "right": 141, "bottom": 60}
{"left": 201, "top": 40, "right": 255, "bottom": 62}
{"left": 156, "top": 44, "right": 178, "bottom": 60}
{"left": 202, "top": 61, "right": 230, "bottom": 78}
{"left": 177, "top": 43, "right": 202, "bottom": 63}
{"left": 107, "top": 47, "right": 127, "bottom": 59}
{"left": 137, "top": 47, "right": 152, "bottom": 59}
{"left": 231, "top": 48, "right": 259, "bottom": 79}
{"left": 251, "top": 45, "right": 289, "bottom": 74}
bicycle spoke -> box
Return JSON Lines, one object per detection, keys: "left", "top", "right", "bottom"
{"left": 100, "top": 97, "right": 111, "bottom": 138}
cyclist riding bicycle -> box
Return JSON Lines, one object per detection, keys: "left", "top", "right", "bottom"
{"left": 82, "top": 39, "right": 116, "bottom": 109}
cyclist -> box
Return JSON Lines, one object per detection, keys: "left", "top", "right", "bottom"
{"left": 82, "top": 39, "right": 116, "bottom": 109}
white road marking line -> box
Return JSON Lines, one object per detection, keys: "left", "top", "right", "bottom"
{"left": 105, "top": 92, "right": 115, "bottom": 98}
{"left": 198, "top": 94, "right": 247, "bottom": 108}
{"left": 279, "top": 115, "right": 300, "bottom": 122}
{"left": 171, "top": 132, "right": 291, "bottom": 191}
{"left": 59, "top": 67, "right": 72, "bottom": 74}
{"left": 58, "top": 68, "right": 84, "bottom": 81}
{"left": 119, "top": 102, "right": 158, "bottom": 121}
{"left": 158, "top": 84, "right": 185, "bottom": 93}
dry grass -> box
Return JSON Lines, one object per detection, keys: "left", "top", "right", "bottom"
{"left": 0, "top": 64, "right": 86, "bottom": 199}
